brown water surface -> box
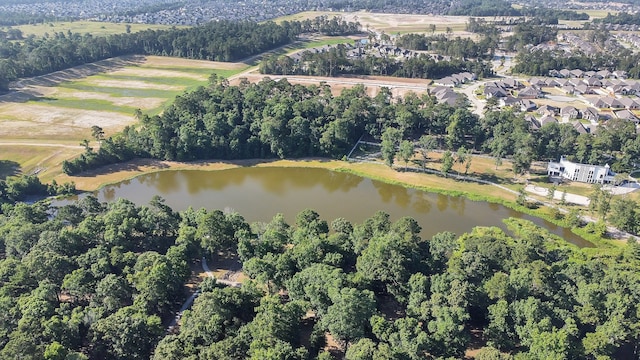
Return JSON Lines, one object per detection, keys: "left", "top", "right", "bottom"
{"left": 80, "top": 167, "right": 591, "bottom": 246}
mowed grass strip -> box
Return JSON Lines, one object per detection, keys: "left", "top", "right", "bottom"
{"left": 31, "top": 97, "right": 139, "bottom": 114}
{"left": 96, "top": 74, "right": 206, "bottom": 87}
{"left": 142, "top": 65, "right": 250, "bottom": 78}
{"left": 61, "top": 83, "right": 182, "bottom": 99}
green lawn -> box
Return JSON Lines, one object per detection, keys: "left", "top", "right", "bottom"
{"left": 60, "top": 83, "right": 183, "bottom": 99}
{"left": 31, "top": 98, "right": 138, "bottom": 114}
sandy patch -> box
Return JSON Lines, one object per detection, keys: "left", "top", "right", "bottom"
{"left": 89, "top": 79, "right": 184, "bottom": 90}
{"left": 143, "top": 56, "right": 246, "bottom": 70}
{"left": 0, "top": 103, "right": 134, "bottom": 134}
{"left": 112, "top": 67, "right": 209, "bottom": 80}
{"left": 342, "top": 12, "right": 471, "bottom": 31}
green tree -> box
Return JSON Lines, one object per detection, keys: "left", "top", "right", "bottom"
{"left": 398, "top": 140, "right": 414, "bottom": 170}
{"left": 322, "top": 287, "right": 376, "bottom": 351}
{"left": 381, "top": 128, "right": 401, "bottom": 167}
{"left": 417, "top": 134, "right": 437, "bottom": 170}
{"left": 441, "top": 150, "right": 454, "bottom": 177}
{"left": 609, "top": 198, "right": 638, "bottom": 234}
{"left": 90, "top": 306, "right": 163, "bottom": 360}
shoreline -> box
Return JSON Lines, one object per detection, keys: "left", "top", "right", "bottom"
{"left": 54, "top": 157, "right": 629, "bottom": 248}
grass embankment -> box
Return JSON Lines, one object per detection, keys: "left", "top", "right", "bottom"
{"left": 12, "top": 21, "right": 184, "bottom": 38}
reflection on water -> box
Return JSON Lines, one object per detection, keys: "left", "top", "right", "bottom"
{"left": 62, "top": 167, "right": 591, "bottom": 247}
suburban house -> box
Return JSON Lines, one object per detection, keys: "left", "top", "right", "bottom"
{"left": 618, "top": 97, "right": 640, "bottom": 109}
{"left": 580, "top": 107, "right": 601, "bottom": 123}
{"left": 499, "top": 96, "right": 520, "bottom": 107}
{"left": 613, "top": 109, "right": 640, "bottom": 124}
{"left": 540, "top": 115, "right": 558, "bottom": 126}
{"left": 524, "top": 115, "right": 541, "bottom": 130}
{"left": 547, "top": 156, "right": 616, "bottom": 184}
{"left": 518, "top": 86, "right": 542, "bottom": 99}
{"left": 519, "top": 99, "right": 537, "bottom": 112}
{"left": 572, "top": 121, "right": 589, "bottom": 134}
{"left": 484, "top": 86, "right": 508, "bottom": 98}
{"left": 537, "top": 104, "right": 559, "bottom": 116}
{"left": 560, "top": 106, "right": 579, "bottom": 121}
{"left": 433, "top": 87, "right": 463, "bottom": 106}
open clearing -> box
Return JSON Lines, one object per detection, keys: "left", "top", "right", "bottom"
{"left": 11, "top": 21, "right": 184, "bottom": 38}
{"left": 273, "top": 11, "right": 472, "bottom": 34}
{"left": 230, "top": 72, "right": 431, "bottom": 98}
{"left": 0, "top": 55, "right": 249, "bottom": 178}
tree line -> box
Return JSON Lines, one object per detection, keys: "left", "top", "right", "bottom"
{"left": 62, "top": 77, "right": 639, "bottom": 177}
{"left": 0, "top": 16, "right": 360, "bottom": 92}
{"left": 259, "top": 45, "right": 493, "bottom": 79}
{"left": 395, "top": 33, "right": 498, "bottom": 59}
{"left": 0, "top": 195, "right": 639, "bottom": 359}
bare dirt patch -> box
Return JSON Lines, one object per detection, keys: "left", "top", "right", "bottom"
{"left": 230, "top": 73, "right": 431, "bottom": 97}
{"left": 0, "top": 103, "right": 134, "bottom": 137}
{"left": 112, "top": 67, "right": 208, "bottom": 80}
{"left": 89, "top": 79, "right": 184, "bottom": 90}
{"left": 143, "top": 55, "right": 246, "bottom": 70}
{"left": 342, "top": 12, "right": 470, "bottom": 32}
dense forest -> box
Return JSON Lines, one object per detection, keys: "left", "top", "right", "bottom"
{"left": 258, "top": 46, "right": 494, "bottom": 79}
{"left": 0, "top": 16, "right": 360, "bottom": 92}
{"left": 62, "top": 77, "right": 640, "bottom": 177}
{"left": 0, "top": 195, "right": 639, "bottom": 359}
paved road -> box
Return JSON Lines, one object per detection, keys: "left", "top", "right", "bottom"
{"left": 459, "top": 81, "right": 485, "bottom": 117}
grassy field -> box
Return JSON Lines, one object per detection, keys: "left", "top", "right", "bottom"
{"left": 0, "top": 55, "right": 249, "bottom": 179}
{"left": 563, "top": 9, "right": 618, "bottom": 19}
{"left": 10, "top": 21, "right": 184, "bottom": 38}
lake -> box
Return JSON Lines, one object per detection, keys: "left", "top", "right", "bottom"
{"left": 69, "top": 167, "right": 590, "bottom": 246}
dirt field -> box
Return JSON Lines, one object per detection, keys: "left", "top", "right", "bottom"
{"left": 273, "top": 11, "right": 473, "bottom": 34}
{"left": 230, "top": 72, "right": 432, "bottom": 98}
{"left": 0, "top": 55, "right": 249, "bottom": 178}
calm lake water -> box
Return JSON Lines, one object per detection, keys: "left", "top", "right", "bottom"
{"left": 71, "top": 167, "right": 590, "bottom": 246}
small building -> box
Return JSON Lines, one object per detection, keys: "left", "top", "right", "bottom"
{"left": 547, "top": 156, "right": 616, "bottom": 184}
